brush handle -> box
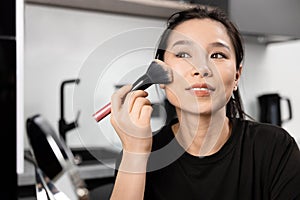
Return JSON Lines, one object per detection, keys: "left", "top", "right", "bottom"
{"left": 93, "top": 102, "right": 112, "bottom": 122}
{"left": 93, "top": 75, "right": 153, "bottom": 123}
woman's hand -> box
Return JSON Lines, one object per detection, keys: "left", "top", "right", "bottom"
{"left": 110, "top": 85, "right": 152, "bottom": 199}
{"left": 110, "top": 85, "right": 153, "bottom": 154}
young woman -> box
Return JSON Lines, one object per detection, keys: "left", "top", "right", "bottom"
{"left": 109, "top": 6, "right": 300, "bottom": 200}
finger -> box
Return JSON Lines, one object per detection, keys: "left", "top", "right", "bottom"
{"left": 140, "top": 105, "right": 153, "bottom": 124}
{"left": 111, "top": 84, "right": 132, "bottom": 115}
{"left": 130, "top": 97, "right": 151, "bottom": 119}
{"left": 124, "top": 90, "right": 148, "bottom": 113}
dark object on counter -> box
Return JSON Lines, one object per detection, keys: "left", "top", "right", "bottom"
{"left": 71, "top": 147, "right": 119, "bottom": 166}
{"left": 258, "top": 93, "right": 292, "bottom": 127}
{"left": 59, "top": 78, "right": 80, "bottom": 141}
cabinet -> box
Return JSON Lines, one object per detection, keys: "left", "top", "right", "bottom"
{"left": 229, "top": 0, "right": 300, "bottom": 43}
{"left": 25, "top": 0, "right": 300, "bottom": 44}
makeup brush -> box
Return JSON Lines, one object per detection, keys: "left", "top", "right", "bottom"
{"left": 93, "top": 59, "right": 173, "bottom": 122}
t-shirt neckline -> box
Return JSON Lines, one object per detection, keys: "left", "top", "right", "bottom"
{"left": 167, "top": 117, "right": 241, "bottom": 164}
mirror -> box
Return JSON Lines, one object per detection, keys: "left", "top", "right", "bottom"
{"left": 26, "top": 114, "right": 89, "bottom": 200}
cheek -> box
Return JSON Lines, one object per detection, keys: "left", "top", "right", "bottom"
{"left": 213, "top": 64, "right": 236, "bottom": 95}
{"left": 165, "top": 88, "right": 179, "bottom": 106}
{"left": 163, "top": 72, "right": 186, "bottom": 105}
{"left": 220, "top": 69, "right": 236, "bottom": 98}
{"left": 164, "top": 51, "right": 190, "bottom": 72}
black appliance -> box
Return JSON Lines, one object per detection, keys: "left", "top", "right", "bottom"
{"left": 258, "top": 93, "right": 292, "bottom": 126}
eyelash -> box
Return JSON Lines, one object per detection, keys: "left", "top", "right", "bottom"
{"left": 174, "top": 52, "right": 227, "bottom": 59}
{"left": 211, "top": 52, "right": 227, "bottom": 59}
{"left": 175, "top": 52, "right": 191, "bottom": 58}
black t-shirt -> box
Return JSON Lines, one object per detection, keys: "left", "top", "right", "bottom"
{"left": 115, "top": 118, "right": 300, "bottom": 200}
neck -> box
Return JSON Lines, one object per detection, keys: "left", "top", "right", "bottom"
{"left": 172, "top": 109, "right": 232, "bottom": 156}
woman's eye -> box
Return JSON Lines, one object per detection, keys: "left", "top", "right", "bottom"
{"left": 211, "top": 52, "right": 227, "bottom": 59}
{"left": 175, "top": 52, "right": 191, "bottom": 58}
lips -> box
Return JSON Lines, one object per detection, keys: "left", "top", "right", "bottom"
{"left": 185, "top": 83, "right": 215, "bottom": 96}
{"left": 186, "top": 83, "right": 215, "bottom": 91}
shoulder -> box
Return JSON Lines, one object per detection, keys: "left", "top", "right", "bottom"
{"left": 235, "top": 118, "right": 295, "bottom": 144}
{"left": 238, "top": 121, "right": 300, "bottom": 198}
{"left": 234, "top": 119, "right": 300, "bottom": 169}
{"left": 236, "top": 120, "right": 300, "bottom": 162}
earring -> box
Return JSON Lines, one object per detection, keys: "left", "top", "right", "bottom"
{"left": 231, "top": 93, "right": 235, "bottom": 99}
{"left": 234, "top": 85, "right": 238, "bottom": 91}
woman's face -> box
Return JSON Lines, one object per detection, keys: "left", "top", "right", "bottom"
{"left": 163, "top": 18, "right": 241, "bottom": 116}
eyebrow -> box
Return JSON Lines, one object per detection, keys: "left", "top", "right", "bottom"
{"left": 171, "top": 40, "right": 194, "bottom": 48}
{"left": 171, "top": 40, "right": 230, "bottom": 50}
{"left": 209, "top": 42, "right": 231, "bottom": 50}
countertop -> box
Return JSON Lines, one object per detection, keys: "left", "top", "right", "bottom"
{"left": 18, "top": 148, "right": 118, "bottom": 199}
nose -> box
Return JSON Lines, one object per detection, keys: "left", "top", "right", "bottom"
{"left": 192, "top": 65, "right": 212, "bottom": 78}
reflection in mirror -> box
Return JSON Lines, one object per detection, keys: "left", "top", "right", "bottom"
{"left": 35, "top": 167, "right": 71, "bottom": 200}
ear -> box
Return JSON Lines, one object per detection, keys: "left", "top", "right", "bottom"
{"left": 233, "top": 65, "right": 242, "bottom": 91}
{"left": 235, "top": 65, "right": 243, "bottom": 83}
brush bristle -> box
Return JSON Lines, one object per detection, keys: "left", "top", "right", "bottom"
{"left": 146, "top": 59, "right": 173, "bottom": 84}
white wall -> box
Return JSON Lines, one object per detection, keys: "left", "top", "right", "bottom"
{"left": 24, "top": 4, "right": 300, "bottom": 151}
{"left": 24, "top": 4, "right": 166, "bottom": 150}
{"left": 263, "top": 40, "right": 300, "bottom": 143}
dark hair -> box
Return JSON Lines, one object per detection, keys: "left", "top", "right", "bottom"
{"left": 155, "top": 6, "right": 248, "bottom": 120}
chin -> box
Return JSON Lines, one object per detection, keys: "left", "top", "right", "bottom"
{"left": 182, "top": 105, "right": 213, "bottom": 116}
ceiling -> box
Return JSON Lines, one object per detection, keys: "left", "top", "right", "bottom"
{"left": 25, "top": 0, "right": 222, "bottom": 19}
